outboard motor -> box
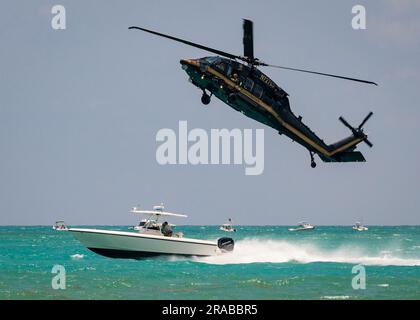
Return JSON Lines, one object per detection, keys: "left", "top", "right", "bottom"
{"left": 217, "top": 237, "right": 234, "bottom": 252}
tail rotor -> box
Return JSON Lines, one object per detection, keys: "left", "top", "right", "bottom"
{"left": 339, "top": 112, "right": 373, "bottom": 148}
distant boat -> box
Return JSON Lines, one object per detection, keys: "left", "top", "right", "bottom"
{"left": 220, "top": 218, "right": 236, "bottom": 232}
{"left": 289, "top": 222, "right": 315, "bottom": 232}
{"left": 352, "top": 221, "right": 368, "bottom": 231}
{"left": 52, "top": 221, "right": 68, "bottom": 231}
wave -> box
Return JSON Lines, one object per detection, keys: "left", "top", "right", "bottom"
{"left": 70, "top": 253, "right": 85, "bottom": 260}
{"left": 195, "top": 238, "right": 420, "bottom": 266}
{"left": 321, "top": 296, "right": 350, "bottom": 300}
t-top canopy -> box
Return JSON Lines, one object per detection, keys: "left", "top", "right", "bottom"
{"left": 130, "top": 206, "right": 187, "bottom": 218}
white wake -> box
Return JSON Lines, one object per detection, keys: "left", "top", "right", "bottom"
{"left": 195, "top": 238, "right": 420, "bottom": 266}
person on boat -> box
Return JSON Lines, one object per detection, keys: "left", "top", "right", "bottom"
{"left": 161, "top": 221, "right": 173, "bottom": 237}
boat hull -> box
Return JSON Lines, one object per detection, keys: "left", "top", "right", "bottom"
{"left": 288, "top": 226, "right": 315, "bottom": 232}
{"left": 352, "top": 226, "right": 368, "bottom": 231}
{"left": 69, "top": 228, "right": 220, "bottom": 259}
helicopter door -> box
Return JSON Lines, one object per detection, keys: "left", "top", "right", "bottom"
{"left": 253, "top": 84, "right": 263, "bottom": 99}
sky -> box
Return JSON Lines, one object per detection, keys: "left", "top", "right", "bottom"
{"left": 1, "top": 0, "right": 420, "bottom": 225}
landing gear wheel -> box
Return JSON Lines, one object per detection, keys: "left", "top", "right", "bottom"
{"left": 309, "top": 151, "right": 316, "bottom": 168}
{"left": 201, "top": 91, "right": 211, "bottom": 105}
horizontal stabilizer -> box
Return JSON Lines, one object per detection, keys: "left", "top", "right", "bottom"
{"left": 319, "top": 151, "right": 365, "bottom": 163}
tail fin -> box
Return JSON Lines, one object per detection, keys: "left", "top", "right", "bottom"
{"left": 319, "top": 151, "right": 365, "bottom": 163}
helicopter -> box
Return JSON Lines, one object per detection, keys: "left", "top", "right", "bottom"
{"left": 129, "top": 19, "right": 377, "bottom": 168}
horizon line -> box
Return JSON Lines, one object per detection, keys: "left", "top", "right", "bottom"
{"left": 1, "top": 224, "right": 419, "bottom": 227}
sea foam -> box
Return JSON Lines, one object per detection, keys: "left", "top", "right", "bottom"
{"left": 195, "top": 238, "right": 420, "bottom": 266}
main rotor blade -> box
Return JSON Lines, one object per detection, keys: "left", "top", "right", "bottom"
{"left": 129, "top": 26, "right": 242, "bottom": 61}
{"left": 243, "top": 19, "right": 254, "bottom": 61}
{"left": 358, "top": 111, "right": 373, "bottom": 129}
{"left": 129, "top": 24, "right": 378, "bottom": 86}
{"left": 261, "top": 63, "right": 378, "bottom": 86}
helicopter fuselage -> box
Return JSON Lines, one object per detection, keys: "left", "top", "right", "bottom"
{"left": 180, "top": 56, "right": 365, "bottom": 164}
{"left": 128, "top": 19, "right": 374, "bottom": 167}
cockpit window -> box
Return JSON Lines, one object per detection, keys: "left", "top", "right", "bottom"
{"left": 226, "top": 65, "right": 232, "bottom": 76}
{"left": 215, "top": 61, "right": 226, "bottom": 72}
{"left": 204, "top": 56, "right": 221, "bottom": 64}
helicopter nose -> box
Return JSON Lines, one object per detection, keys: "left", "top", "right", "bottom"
{"left": 180, "top": 59, "right": 188, "bottom": 70}
{"left": 180, "top": 59, "right": 199, "bottom": 69}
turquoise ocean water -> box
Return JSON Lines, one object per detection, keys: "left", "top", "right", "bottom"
{"left": 0, "top": 226, "right": 419, "bottom": 300}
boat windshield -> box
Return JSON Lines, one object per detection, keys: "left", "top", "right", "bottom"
{"left": 143, "top": 219, "right": 159, "bottom": 229}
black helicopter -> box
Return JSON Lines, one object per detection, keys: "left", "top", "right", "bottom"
{"left": 129, "top": 19, "right": 376, "bottom": 168}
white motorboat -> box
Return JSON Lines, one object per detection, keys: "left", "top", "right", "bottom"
{"left": 219, "top": 218, "right": 236, "bottom": 232}
{"left": 288, "top": 221, "right": 315, "bottom": 232}
{"left": 68, "top": 204, "right": 234, "bottom": 259}
{"left": 352, "top": 221, "right": 368, "bottom": 231}
{"left": 53, "top": 221, "right": 68, "bottom": 231}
